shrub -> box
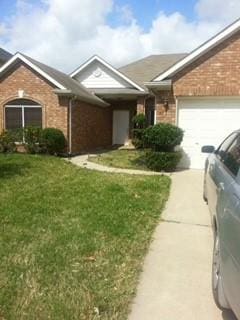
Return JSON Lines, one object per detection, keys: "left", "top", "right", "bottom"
{"left": 24, "top": 126, "right": 42, "bottom": 154}
{"left": 40, "top": 128, "right": 66, "bottom": 155}
{"left": 143, "top": 123, "right": 184, "bottom": 152}
{"left": 132, "top": 128, "right": 145, "bottom": 149}
{"left": 145, "top": 151, "right": 182, "bottom": 172}
{"left": 132, "top": 113, "right": 147, "bottom": 129}
{"left": 0, "top": 131, "right": 16, "bottom": 153}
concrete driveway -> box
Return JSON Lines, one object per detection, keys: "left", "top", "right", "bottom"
{"left": 129, "top": 170, "right": 237, "bottom": 320}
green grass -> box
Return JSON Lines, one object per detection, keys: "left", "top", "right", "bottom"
{"left": 0, "top": 154, "right": 170, "bottom": 320}
{"left": 88, "top": 149, "right": 148, "bottom": 171}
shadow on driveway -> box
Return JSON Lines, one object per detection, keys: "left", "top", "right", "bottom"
{"left": 222, "top": 310, "right": 237, "bottom": 320}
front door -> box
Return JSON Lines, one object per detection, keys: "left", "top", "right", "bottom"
{"left": 113, "top": 110, "right": 130, "bottom": 145}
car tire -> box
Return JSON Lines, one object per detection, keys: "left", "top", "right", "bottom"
{"left": 212, "top": 233, "right": 230, "bottom": 310}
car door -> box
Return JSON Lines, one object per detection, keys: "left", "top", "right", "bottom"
{"left": 206, "top": 132, "right": 238, "bottom": 218}
{"left": 215, "top": 135, "right": 240, "bottom": 315}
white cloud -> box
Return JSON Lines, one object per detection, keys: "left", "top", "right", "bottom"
{"left": 196, "top": 0, "right": 240, "bottom": 24}
{"left": 0, "top": 0, "right": 239, "bottom": 72}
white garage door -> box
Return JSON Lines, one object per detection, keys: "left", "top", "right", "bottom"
{"left": 178, "top": 98, "right": 240, "bottom": 169}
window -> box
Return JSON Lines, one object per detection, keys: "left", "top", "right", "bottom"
{"left": 5, "top": 100, "right": 42, "bottom": 132}
{"left": 217, "top": 132, "right": 238, "bottom": 160}
{"left": 221, "top": 135, "right": 240, "bottom": 176}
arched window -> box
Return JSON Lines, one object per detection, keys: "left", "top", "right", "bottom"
{"left": 5, "top": 99, "right": 42, "bottom": 131}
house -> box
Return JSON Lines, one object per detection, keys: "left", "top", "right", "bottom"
{"left": 71, "top": 18, "right": 240, "bottom": 169}
{"left": 0, "top": 53, "right": 112, "bottom": 154}
{"left": 1, "top": 18, "right": 240, "bottom": 168}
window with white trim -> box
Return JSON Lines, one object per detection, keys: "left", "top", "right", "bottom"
{"left": 5, "top": 99, "right": 42, "bottom": 131}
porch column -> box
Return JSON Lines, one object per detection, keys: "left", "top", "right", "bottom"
{"left": 137, "top": 96, "right": 145, "bottom": 114}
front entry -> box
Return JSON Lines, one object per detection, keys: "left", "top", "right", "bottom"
{"left": 113, "top": 110, "right": 130, "bottom": 145}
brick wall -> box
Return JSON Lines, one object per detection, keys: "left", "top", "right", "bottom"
{"left": 155, "top": 91, "right": 176, "bottom": 125}
{"left": 0, "top": 62, "right": 68, "bottom": 137}
{"left": 173, "top": 30, "right": 240, "bottom": 96}
{"left": 155, "top": 30, "right": 240, "bottom": 124}
{"left": 137, "top": 96, "right": 145, "bottom": 114}
{"left": 71, "top": 100, "right": 112, "bottom": 154}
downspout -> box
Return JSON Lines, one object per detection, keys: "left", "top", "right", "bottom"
{"left": 68, "top": 96, "right": 77, "bottom": 157}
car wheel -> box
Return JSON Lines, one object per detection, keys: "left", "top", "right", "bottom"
{"left": 212, "top": 234, "right": 230, "bottom": 310}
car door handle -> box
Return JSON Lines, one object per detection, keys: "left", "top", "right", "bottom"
{"left": 217, "top": 182, "right": 225, "bottom": 192}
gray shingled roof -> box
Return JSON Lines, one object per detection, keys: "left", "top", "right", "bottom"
{"left": 0, "top": 48, "right": 12, "bottom": 64}
{"left": 118, "top": 54, "right": 187, "bottom": 89}
{"left": 20, "top": 54, "right": 108, "bottom": 107}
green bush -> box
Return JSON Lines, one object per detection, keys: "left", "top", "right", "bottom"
{"left": 143, "top": 123, "right": 184, "bottom": 152}
{"left": 24, "top": 126, "right": 42, "bottom": 154}
{"left": 145, "top": 151, "right": 182, "bottom": 172}
{"left": 40, "top": 128, "right": 66, "bottom": 155}
{"left": 132, "top": 128, "right": 145, "bottom": 149}
{"left": 0, "top": 131, "right": 16, "bottom": 153}
{"left": 132, "top": 113, "right": 147, "bottom": 129}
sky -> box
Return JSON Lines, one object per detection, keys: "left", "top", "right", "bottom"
{"left": 0, "top": 0, "right": 239, "bottom": 73}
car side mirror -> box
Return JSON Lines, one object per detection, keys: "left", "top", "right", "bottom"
{"left": 201, "top": 145, "right": 215, "bottom": 153}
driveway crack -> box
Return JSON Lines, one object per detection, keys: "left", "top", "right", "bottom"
{"left": 161, "top": 218, "right": 211, "bottom": 228}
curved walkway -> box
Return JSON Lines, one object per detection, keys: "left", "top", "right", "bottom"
{"left": 70, "top": 154, "right": 170, "bottom": 176}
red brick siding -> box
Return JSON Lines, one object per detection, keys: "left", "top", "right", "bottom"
{"left": 155, "top": 91, "right": 176, "bottom": 125}
{"left": 71, "top": 100, "right": 112, "bottom": 153}
{"left": 137, "top": 96, "right": 145, "bottom": 114}
{"left": 155, "top": 31, "right": 240, "bottom": 124}
{"left": 0, "top": 62, "right": 68, "bottom": 138}
{"left": 173, "top": 30, "right": 240, "bottom": 96}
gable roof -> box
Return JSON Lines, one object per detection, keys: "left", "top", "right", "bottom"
{"left": 119, "top": 54, "right": 187, "bottom": 89}
{"left": 0, "top": 47, "right": 12, "bottom": 64}
{"left": 153, "top": 18, "right": 240, "bottom": 82}
{"left": 70, "top": 55, "right": 145, "bottom": 92}
{"left": 0, "top": 52, "right": 108, "bottom": 107}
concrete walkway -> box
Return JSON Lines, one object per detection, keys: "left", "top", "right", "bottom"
{"left": 70, "top": 154, "right": 169, "bottom": 176}
{"left": 129, "top": 170, "right": 237, "bottom": 320}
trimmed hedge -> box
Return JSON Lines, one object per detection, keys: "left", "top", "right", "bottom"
{"left": 40, "top": 128, "right": 66, "bottom": 155}
{"left": 143, "top": 123, "right": 184, "bottom": 152}
{"left": 145, "top": 151, "right": 182, "bottom": 172}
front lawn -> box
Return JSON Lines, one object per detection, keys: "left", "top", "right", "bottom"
{"left": 88, "top": 149, "right": 148, "bottom": 171}
{"left": 0, "top": 154, "right": 170, "bottom": 320}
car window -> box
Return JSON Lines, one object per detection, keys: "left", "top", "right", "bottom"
{"left": 221, "top": 135, "right": 240, "bottom": 177}
{"left": 217, "top": 132, "right": 238, "bottom": 159}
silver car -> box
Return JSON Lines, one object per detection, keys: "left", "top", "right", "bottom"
{"left": 202, "top": 131, "right": 240, "bottom": 318}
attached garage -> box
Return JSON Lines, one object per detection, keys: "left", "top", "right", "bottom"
{"left": 177, "top": 98, "right": 240, "bottom": 169}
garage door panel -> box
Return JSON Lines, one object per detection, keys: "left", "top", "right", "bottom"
{"left": 178, "top": 98, "right": 240, "bottom": 169}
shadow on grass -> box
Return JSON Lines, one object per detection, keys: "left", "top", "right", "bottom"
{"left": 0, "top": 161, "right": 31, "bottom": 179}
{"left": 130, "top": 153, "right": 148, "bottom": 170}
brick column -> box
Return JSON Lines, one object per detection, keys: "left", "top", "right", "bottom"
{"left": 137, "top": 96, "right": 145, "bottom": 114}
{"left": 155, "top": 91, "right": 176, "bottom": 125}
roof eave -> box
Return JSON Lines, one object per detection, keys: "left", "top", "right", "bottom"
{"left": 153, "top": 18, "right": 240, "bottom": 82}
{"left": 144, "top": 80, "right": 172, "bottom": 90}
{"left": 53, "top": 89, "right": 109, "bottom": 107}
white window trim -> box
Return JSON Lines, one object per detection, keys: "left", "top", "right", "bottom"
{"left": 5, "top": 104, "right": 42, "bottom": 130}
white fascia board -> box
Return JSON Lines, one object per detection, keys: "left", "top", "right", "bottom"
{"left": 153, "top": 18, "right": 240, "bottom": 82}
{"left": 70, "top": 55, "right": 145, "bottom": 92}
{"left": 0, "top": 53, "right": 66, "bottom": 90}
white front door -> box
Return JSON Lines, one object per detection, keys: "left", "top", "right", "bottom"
{"left": 178, "top": 98, "right": 240, "bottom": 169}
{"left": 113, "top": 110, "right": 130, "bottom": 145}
